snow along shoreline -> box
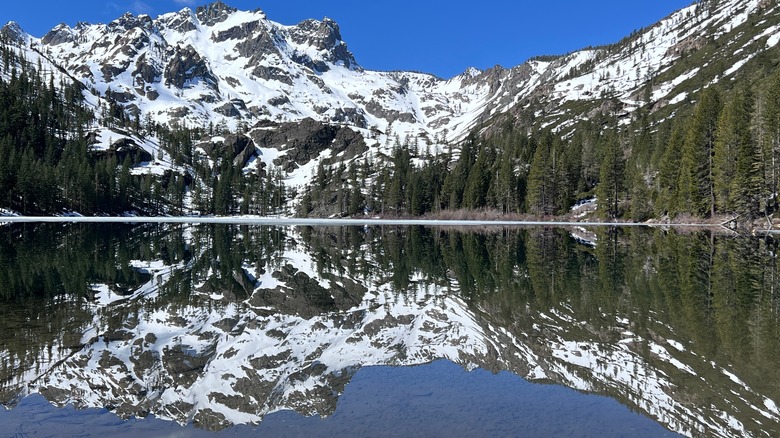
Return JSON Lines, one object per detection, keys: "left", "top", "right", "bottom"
{"left": 0, "top": 216, "right": 728, "bottom": 228}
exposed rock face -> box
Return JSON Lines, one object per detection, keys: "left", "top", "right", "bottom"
{"left": 214, "top": 99, "right": 248, "bottom": 118}
{"left": 330, "top": 125, "right": 369, "bottom": 162}
{"left": 249, "top": 118, "right": 367, "bottom": 172}
{"left": 365, "top": 100, "right": 417, "bottom": 125}
{"left": 113, "top": 138, "right": 153, "bottom": 163}
{"left": 89, "top": 136, "right": 153, "bottom": 163}
{"left": 41, "top": 24, "right": 75, "bottom": 46}
{"left": 214, "top": 22, "right": 253, "bottom": 43}
{"left": 330, "top": 107, "right": 367, "bottom": 128}
{"left": 665, "top": 35, "right": 708, "bottom": 58}
{"left": 196, "top": 1, "right": 238, "bottom": 26}
{"left": 164, "top": 45, "right": 219, "bottom": 91}
{"left": 197, "top": 133, "right": 257, "bottom": 168}
{"left": 108, "top": 12, "right": 153, "bottom": 32}
{"left": 0, "top": 22, "right": 26, "bottom": 44}
{"left": 132, "top": 53, "right": 161, "bottom": 85}
{"left": 161, "top": 9, "right": 198, "bottom": 34}
{"left": 461, "top": 65, "right": 506, "bottom": 94}
{"left": 288, "top": 18, "right": 357, "bottom": 71}
{"left": 252, "top": 65, "right": 293, "bottom": 85}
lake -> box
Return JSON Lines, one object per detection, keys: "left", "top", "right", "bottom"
{"left": 0, "top": 222, "right": 777, "bottom": 437}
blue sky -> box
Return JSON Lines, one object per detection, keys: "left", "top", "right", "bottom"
{"left": 1, "top": 1, "right": 693, "bottom": 78}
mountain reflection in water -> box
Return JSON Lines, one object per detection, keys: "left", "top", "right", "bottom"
{"left": 0, "top": 223, "right": 778, "bottom": 437}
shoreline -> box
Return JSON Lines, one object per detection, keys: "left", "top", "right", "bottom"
{"left": 0, "top": 215, "right": 737, "bottom": 229}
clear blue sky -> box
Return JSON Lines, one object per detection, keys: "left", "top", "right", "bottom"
{"left": 1, "top": 1, "right": 693, "bottom": 78}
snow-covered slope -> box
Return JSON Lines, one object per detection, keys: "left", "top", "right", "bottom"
{"left": 0, "top": 24, "right": 190, "bottom": 190}
{"left": 5, "top": 0, "right": 777, "bottom": 150}
{"left": 508, "top": 0, "right": 780, "bottom": 129}
{"left": 29, "top": 1, "right": 497, "bottom": 146}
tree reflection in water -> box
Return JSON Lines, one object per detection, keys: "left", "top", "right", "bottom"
{"left": 0, "top": 223, "right": 778, "bottom": 437}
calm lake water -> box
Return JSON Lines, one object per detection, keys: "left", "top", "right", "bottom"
{"left": 1, "top": 223, "right": 778, "bottom": 437}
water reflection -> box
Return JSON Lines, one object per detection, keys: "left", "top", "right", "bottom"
{"left": 0, "top": 224, "right": 778, "bottom": 436}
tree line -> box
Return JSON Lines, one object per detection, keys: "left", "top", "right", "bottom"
{"left": 0, "top": 42, "right": 176, "bottom": 215}
{"left": 0, "top": 39, "right": 288, "bottom": 216}
{"left": 303, "top": 70, "right": 780, "bottom": 224}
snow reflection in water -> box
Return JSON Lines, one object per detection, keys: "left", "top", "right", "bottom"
{"left": 0, "top": 223, "right": 778, "bottom": 437}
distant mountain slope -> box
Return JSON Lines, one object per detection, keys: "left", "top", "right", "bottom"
{"left": 5, "top": 0, "right": 776, "bottom": 144}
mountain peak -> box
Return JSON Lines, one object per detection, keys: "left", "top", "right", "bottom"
{"left": 196, "top": 1, "right": 238, "bottom": 26}
{"left": 288, "top": 17, "right": 358, "bottom": 71}
{"left": 22, "top": 0, "right": 780, "bottom": 157}
{"left": 41, "top": 23, "right": 76, "bottom": 46}
{"left": 108, "top": 12, "right": 153, "bottom": 31}
{"left": 0, "top": 21, "right": 27, "bottom": 44}
{"left": 460, "top": 67, "right": 482, "bottom": 78}
{"left": 159, "top": 7, "right": 198, "bottom": 34}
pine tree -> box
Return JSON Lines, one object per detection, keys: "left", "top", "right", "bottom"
{"left": 732, "top": 120, "right": 765, "bottom": 219}
{"left": 347, "top": 165, "right": 364, "bottom": 215}
{"left": 597, "top": 132, "right": 625, "bottom": 219}
{"left": 385, "top": 146, "right": 411, "bottom": 213}
{"left": 678, "top": 87, "right": 722, "bottom": 217}
{"left": 629, "top": 161, "right": 653, "bottom": 222}
{"left": 762, "top": 69, "right": 780, "bottom": 209}
{"left": 214, "top": 158, "right": 234, "bottom": 215}
{"left": 463, "top": 144, "right": 494, "bottom": 209}
{"left": 714, "top": 87, "right": 754, "bottom": 213}
{"left": 298, "top": 189, "right": 313, "bottom": 216}
{"left": 440, "top": 136, "right": 476, "bottom": 210}
{"left": 118, "top": 156, "right": 132, "bottom": 210}
{"left": 494, "top": 148, "right": 518, "bottom": 214}
{"left": 527, "top": 132, "right": 562, "bottom": 215}
{"left": 560, "top": 138, "right": 582, "bottom": 211}
{"left": 408, "top": 171, "right": 424, "bottom": 216}
{"left": 656, "top": 122, "right": 686, "bottom": 216}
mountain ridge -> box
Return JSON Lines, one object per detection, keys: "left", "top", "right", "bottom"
{"left": 7, "top": 0, "right": 772, "bottom": 145}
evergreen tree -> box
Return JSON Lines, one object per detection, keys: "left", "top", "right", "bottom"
{"left": 463, "top": 144, "right": 495, "bottom": 209}
{"left": 678, "top": 87, "right": 722, "bottom": 217}
{"left": 656, "top": 122, "right": 686, "bottom": 216}
{"left": 527, "top": 132, "right": 562, "bottom": 215}
{"left": 560, "top": 138, "right": 583, "bottom": 210}
{"left": 762, "top": 69, "right": 780, "bottom": 211}
{"left": 715, "top": 87, "right": 754, "bottom": 213}
{"left": 732, "top": 122, "right": 765, "bottom": 219}
{"left": 214, "top": 158, "right": 234, "bottom": 215}
{"left": 440, "top": 136, "right": 476, "bottom": 210}
{"left": 348, "top": 165, "right": 364, "bottom": 215}
{"left": 494, "top": 148, "right": 518, "bottom": 214}
{"left": 597, "top": 132, "right": 625, "bottom": 219}
{"left": 629, "top": 161, "right": 653, "bottom": 222}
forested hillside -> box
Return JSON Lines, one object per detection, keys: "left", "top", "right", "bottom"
{"left": 0, "top": 41, "right": 98, "bottom": 214}
{"left": 0, "top": 36, "right": 285, "bottom": 216}
{"left": 301, "top": 66, "right": 780, "bottom": 225}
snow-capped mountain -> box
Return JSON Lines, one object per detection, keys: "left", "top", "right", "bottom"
{"left": 29, "top": 1, "right": 493, "bottom": 145}
{"left": 8, "top": 0, "right": 779, "bottom": 146}
{"left": 2, "top": 226, "right": 777, "bottom": 437}
{"left": 1, "top": 0, "right": 779, "bottom": 215}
